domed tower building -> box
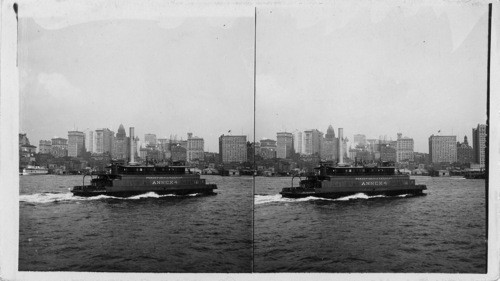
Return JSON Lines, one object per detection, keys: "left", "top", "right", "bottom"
{"left": 113, "top": 124, "right": 129, "bottom": 160}
{"left": 321, "top": 125, "right": 339, "bottom": 161}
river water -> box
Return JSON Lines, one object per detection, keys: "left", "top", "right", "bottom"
{"left": 19, "top": 175, "right": 252, "bottom": 272}
{"left": 19, "top": 175, "right": 486, "bottom": 273}
{"left": 254, "top": 176, "right": 487, "bottom": 273}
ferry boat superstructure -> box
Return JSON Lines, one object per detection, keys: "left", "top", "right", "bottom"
{"left": 280, "top": 164, "right": 427, "bottom": 199}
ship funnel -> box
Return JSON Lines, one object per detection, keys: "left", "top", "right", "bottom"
{"left": 338, "top": 128, "right": 344, "bottom": 165}
{"left": 129, "top": 127, "right": 136, "bottom": 164}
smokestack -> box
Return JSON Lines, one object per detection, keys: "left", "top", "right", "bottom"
{"left": 338, "top": 128, "right": 344, "bottom": 165}
{"left": 129, "top": 127, "right": 136, "bottom": 164}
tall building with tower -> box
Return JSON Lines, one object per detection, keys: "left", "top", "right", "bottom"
{"left": 276, "top": 132, "right": 293, "bottom": 159}
{"left": 457, "top": 136, "right": 474, "bottom": 164}
{"left": 472, "top": 124, "right": 486, "bottom": 167}
{"left": 321, "top": 125, "right": 338, "bottom": 161}
{"left": 428, "top": 135, "right": 457, "bottom": 163}
{"left": 219, "top": 135, "right": 247, "bottom": 163}
{"left": 112, "top": 124, "right": 129, "bottom": 160}
{"left": 68, "top": 131, "right": 86, "bottom": 157}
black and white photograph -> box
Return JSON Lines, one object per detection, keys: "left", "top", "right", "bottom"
{"left": 0, "top": 0, "right": 499, "bottom": 280}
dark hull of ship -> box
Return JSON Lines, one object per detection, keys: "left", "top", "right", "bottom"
{"left": 72, "top": 184, "right": 217, "bottom": 197}
{"left": 280, "top": 185, "right": 427, "bottom": 199}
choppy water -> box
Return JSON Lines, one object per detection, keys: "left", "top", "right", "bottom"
{"left": 254, "top": 176, "right": 487, "bottom": 273}
{"left": 19, "top": 175, "right": 252, "bottom": 272}
{"left": 19, "top": 175, "right": 487, "bottom": 273}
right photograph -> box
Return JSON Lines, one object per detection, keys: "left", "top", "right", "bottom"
{"left": 254, "top": 3, "right": 489, "bottom": 273}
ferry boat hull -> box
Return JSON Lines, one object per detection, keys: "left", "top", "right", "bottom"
{"left": 280, "top": 185, "right": 426, "bottom": 199}
{"left": 72, "top": 184, "right": 217, "bottom": 197}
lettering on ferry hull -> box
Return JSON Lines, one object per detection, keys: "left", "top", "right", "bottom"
{"left": 361, "top": 181, "right": 388, "bottom": 186}
{"left": 152, "top": 180, "right": 179, "bottom": 185}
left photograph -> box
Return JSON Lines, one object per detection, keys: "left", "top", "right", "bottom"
{"left": 18, "top": 5, "right": 254, "bottom": 272}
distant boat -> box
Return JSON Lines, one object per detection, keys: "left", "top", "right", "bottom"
{"left": 464, "top": 171, "right": 486, "bottom": 179}
{"left": 19, "top": 166, "right": 49, "bottom": 176}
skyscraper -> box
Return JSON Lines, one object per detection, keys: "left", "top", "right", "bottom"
{"left": 68, "top": 131, "right": 86, "bottom": 157}
{"left": 321, "top": 125, "right": 338, "bottom": 161}
{"left": 95, "top": 128, "right": 114, "bottom": 154}
{"left": 472, "top": 124, "right": 486, "bottom": 167}
{"left": 303, "top": 129, "right": 323, "bottom": 155}
{"left": 428, "top": 135, "right": 457, "bottom": 163}
{"left": 276, "top": 132, "right": 293, "bottom": 159}
{"left": 259, "top": 139, "right": 277, "bottom": 159}
{"left": 457, "top": 136, "right": 474, "bottom": 164}
{"left": 112, "top": 124, "right": 129, "bottom": 160}
{"left": 219, "top": 135, "right": 247, "bottom": 163}
{"left": 396, "top": 133, "right": 414, "bottom": 162}
{"left": 293, "top": 131, "right": 303, "bottom": 154}
{"left": 187, "top": 132, "right": 204, "bottom": 162}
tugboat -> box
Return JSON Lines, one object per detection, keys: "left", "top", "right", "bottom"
{"left": 71, "top": 127, "right": 217, "bottom": 197}
{"left": 280, "top": 162, "right": 426, "bottom": 199}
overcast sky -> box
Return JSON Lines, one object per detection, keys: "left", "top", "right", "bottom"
{"left": 256, "top": 4, "right": 488, "bottom": 153}
{"left": 20, "top": 16, "right": 254, "bottom": 152}
{"left": 19, "top": 2, "right": 489, "bottom": 153}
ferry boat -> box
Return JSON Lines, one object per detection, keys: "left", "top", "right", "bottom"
{"left": 280, "top": 162, "right": 427, "bottom": 199}
{"left": 19, "top": 165, "right": 49, "bottom": 176}
{"left": 71, "top": 126, "right": 216, "bottom": 197}
{"left": 71, "top": 163, "right": 217, "bottom": 197}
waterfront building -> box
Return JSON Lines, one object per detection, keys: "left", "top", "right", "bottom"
{"left": 187, "top": 132, "right": 204, "bottom": 162}
{"left": 95, "top": 128, "right": 114, "bottom": 154}
{"left": 38, "top": 140, "right": 52, "bottom": 154}
{"left": 50, "top": 137, "right": 68, "bottom": 158}
{"left": 19, "top": 133, "right": 36, "bottom": 165}
{"left": 112, "top": 124, "right": 129, "bottom": 160}
{"left": 276, "top": 132, "right": 293, "bottom": 159}
{"left": 428, "top": 135, "right": 457, "bottom": 163}
{"left": 366, "top": 139, "right": 379, "bottom": 153}
{"left": 171, "top": 145, "right": 187, "bottom": 162}
{"left": 260, "top": 138, "right": 277, "bottom": 159}
{"left": 472, "top": 124, "right": 486, "bottom": 167}
{"left": 219, "top": 135, "right": 247, "bottom": 163}
{"left": 396, "top": 133, "right": 414, "bottom": 162}
{"left": 68, "top": 131, "right": 86, "bottom": 157}
{"left": 353, "top": 134, "right": 367, "bottom": 146}
{"left": 303, "top": 129, "right": 323, "bottom": 155}
{"left": 457, "top": 136, "right": 474, "bottom": 165}
{"left": 380, "top": 144, "right": 397, "bottom": 162}
{"left": 144, "top": 134, "right": 157, "bottom": 147}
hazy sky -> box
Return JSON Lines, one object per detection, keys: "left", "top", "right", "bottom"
{"left": 20, "top": 2, "right": 489, "bottom": 154}
{"left": 256, "top": 4, "right": 488, "bottom": 153}
{"left": 20, "top": 16, "right": 254, "bottom": 152}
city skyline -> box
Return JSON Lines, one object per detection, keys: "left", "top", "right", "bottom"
{"left": 19, "top": 3, "right": 488, "bottom": 155}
